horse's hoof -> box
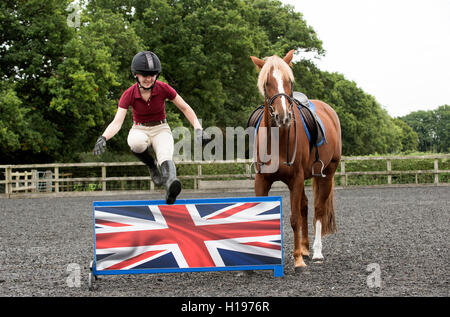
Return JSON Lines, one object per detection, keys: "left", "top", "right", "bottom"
{"left": 294, "top": 258, "right": 307, "bottom": 271}
{"left": 312, "top": 257, "right": 324, "bottom": 263}
{"left": 294, "top": 259, "right": 307, "bottom": 266}
{"left": 294, "top": 265, "right": 307, "bottom": 273}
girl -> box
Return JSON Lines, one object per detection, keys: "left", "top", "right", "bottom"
{"left": 93, "top": 51, "right": 210, "bottom": 204}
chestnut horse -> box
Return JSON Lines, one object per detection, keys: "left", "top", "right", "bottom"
{"left": 250, "top": 50, "right": 342, "bottom": 268}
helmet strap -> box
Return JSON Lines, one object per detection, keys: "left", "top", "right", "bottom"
{"left": 136, "top": 75, "right": 156, "bottom": 90}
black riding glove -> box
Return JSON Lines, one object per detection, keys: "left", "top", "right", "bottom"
{"left": 195, "top": 129, "right": 212, "bottom": 146}
{"left": 93, "top": 136, "right": 107, "bottom": 155}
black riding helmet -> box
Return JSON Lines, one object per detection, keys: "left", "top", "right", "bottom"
{"left": 131, "top": 51, "right": 161, "bottom": 90}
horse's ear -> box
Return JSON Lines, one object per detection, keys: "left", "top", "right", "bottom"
{"left": 250, "top": 56, "right": 265, "bottom": 71}
{"left": 283, "top": 49, "right": 295, "bottom": 67}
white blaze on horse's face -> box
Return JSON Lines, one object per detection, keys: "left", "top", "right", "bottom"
{"left": 272, "top": 69, "right": 288, "bottom": 122}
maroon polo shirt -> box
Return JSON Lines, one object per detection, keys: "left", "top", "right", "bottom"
{"left": 118, "top": 81, "right": 177, "bottom": 122}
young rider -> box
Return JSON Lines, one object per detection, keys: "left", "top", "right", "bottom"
{"left": 93, "top": 51, "right": 210, "bottom": 204}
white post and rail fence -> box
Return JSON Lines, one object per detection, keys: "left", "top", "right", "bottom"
{"left": 1, "top": 154, "right": 448, "bottom": 198}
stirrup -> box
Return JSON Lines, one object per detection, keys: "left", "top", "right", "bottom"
{"left": 312, "top": 159, "right": 326, "bottom": 177}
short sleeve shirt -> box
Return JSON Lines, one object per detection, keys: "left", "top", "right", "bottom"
{"left": 118, "top": 81, "right": 177, "bottom": 122}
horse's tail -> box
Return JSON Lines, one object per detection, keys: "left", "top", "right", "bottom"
{"left": 312, "top": 177, "right": 337, "bottom": 236}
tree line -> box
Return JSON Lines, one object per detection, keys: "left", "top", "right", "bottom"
{"left": 399, "top": 105, "right": 448, "bottom": 153}
{"left": 1, "top": 0, "right": 447, "bottom": 164}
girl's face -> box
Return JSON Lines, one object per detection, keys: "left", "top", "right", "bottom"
{"left": 136, "top": 73, "right": 157, "bottom": 89}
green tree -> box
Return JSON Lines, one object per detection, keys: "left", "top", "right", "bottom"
{"left": 5, "top": 0, "right": 421, "bottom": 163}
{"left": 246, "top": 0, "right": 324, "bottom": 56}
{"left": 293, "top": 60, "right": 405, "bottom": 155}
{"left": 0, "top": 0, "right": 73, "bottom": 163}
{"left": 44, "top": 8, "right": 143, "bottom": 159}
{"left": 392, "top": 118, "right": 418, "bottom": 152}
{"left": 434, "top": 105, "right": 449, "bottom": 153}
{"left": 90, "top": 0, "right": 323, "bottom": 128}
{"left": 131, "top": 0, "right": 264, "bottom": 127}
{"left": 0, "top": 81, "right": 49, "bottom": 161}
{"left": 400, "top": 105, "right": 449, "bottom": 153}
{"left": 401, "top": 110, "right": 435, "bottom": 151}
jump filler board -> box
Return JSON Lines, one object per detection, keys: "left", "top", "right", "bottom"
{"left": 90, "top": 196, "right": 283, "bottom": 286}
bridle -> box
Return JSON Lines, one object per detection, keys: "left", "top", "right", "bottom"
{"left": 263, "top": 82, "right": 295, "bottom": 122}
{"left": 261, "top": 81, "right": 298, "bottom": 167}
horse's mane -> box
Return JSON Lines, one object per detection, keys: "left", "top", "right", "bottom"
{"left": 257, "top": 55, "right": 294, "bottom": 96}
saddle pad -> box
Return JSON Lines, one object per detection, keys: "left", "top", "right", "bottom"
{"left": 301, "top": 101, "right": 326, "bottom": 147}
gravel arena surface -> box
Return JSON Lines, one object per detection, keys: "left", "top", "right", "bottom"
{"left": 0, "top": 186, "right": 448, "bottom": 297}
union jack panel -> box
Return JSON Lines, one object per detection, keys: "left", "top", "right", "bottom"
{"left": 92, "top": 197, "right": 283, "bottom": 276}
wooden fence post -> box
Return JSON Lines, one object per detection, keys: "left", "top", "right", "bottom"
{"left": 23, "top": 171, "right": 29, "bottom": 192}
{"left": 387, "top": 159, "right": 392, "bottom": 185}
{"left": 101, "top": 165, "right": 106, "bottom": 192}
{"left": 5, "top": 167, "right": 12, "bottom": 195}
{"left": 32, "top": 170, "right": 38, "bottom": 192}
{"left": 340, "top": 161, "right": 346, "bottom": 186}
{"left": 246, "top": 163, "right": 251, "bottom": 178}
{"left": 434, "top": 159, "right": 439, "bottom": 185}
{"left": 45, "top": 170, "right": 53, "bottom": 192}
{"left": 54, "top": 167, "right": 59, "bottom": 193}
{"left": 196, "top": 164, "right": 202, "bottom": 190}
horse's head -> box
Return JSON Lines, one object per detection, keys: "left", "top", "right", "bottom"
{"left": 250, "top": 50, "right": 295, "bottom": 128}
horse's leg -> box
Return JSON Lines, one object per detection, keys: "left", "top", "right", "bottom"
{"left": 311, "top": 163, "right": 338, "bottom": 262}
{"left": 235, "top": 174, "right": 272, "bottom": 277}
{"left": 311, "top": 208, "right": 324, "bottom": 262}
{"left": 289, "top": 177, "right": 307, "bottom": 268}
{"left": 300, "top": 188, "right": 310, "bottom": 257}
{"left": 254, "top": 174, "right": 272, "bottom": 196}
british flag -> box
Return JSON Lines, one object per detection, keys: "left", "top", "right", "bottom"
{"left": 93, "top": 199, "right": 282, "bottom": 272}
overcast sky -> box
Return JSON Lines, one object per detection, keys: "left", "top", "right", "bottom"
{"left": 280, "top": 0, "right": 450, "bottom": 117}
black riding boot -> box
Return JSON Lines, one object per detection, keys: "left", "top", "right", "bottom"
{"left": 160, "top": 160, "right": 182, "bottom": 204}
{"left": 131, "top": 148, "right": 164, "bottom": 186}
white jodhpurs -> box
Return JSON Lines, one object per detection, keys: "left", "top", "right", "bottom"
{"left": 127, "top": 123, "right": 174, "bottom": 165}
